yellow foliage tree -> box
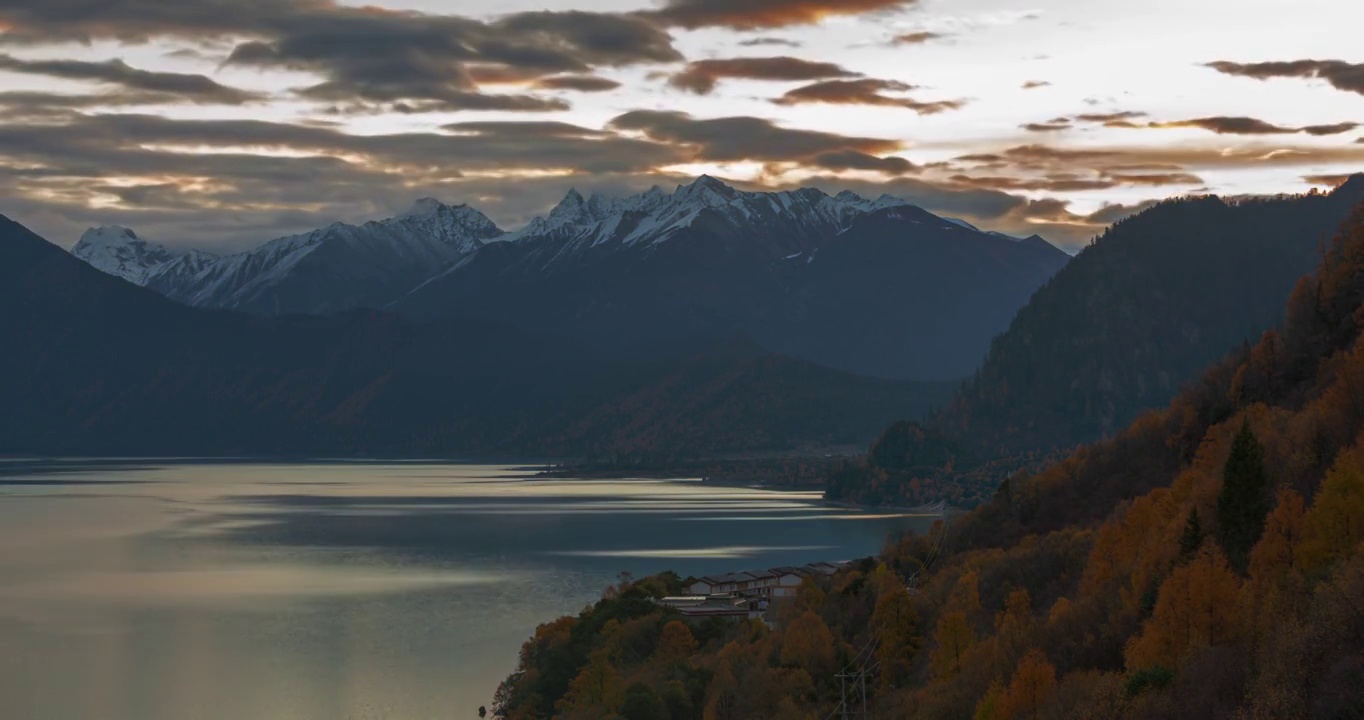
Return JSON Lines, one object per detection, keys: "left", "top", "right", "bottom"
{"left": 948, "top": 570, "right": 984, "bottom": 621}
{"left": 929, "top": 610, "right": 976, "bottom": 679}
{"left": 1000, "top": 649, "right": 1057, "bottom": 720}
{"left": 654, "top": 620, "right": 698, "bottom": 667}
{"left": 556, "top": 645, "right": 623, "bottom": 717}
{"left": 1125, "top": 546, "right": 1242, "bottom": 670}
{"left": 1297, "top": 443, "right": 1364, "bottom": 574}
{"left": 995, "top": 588, "right": 1033, "bottom": 660}
{"left": 1244, "top": 489, "right": 1307, "bottom": 649}
{"left": 873, "top": 583, "right": 921, "bottom": 689}
{"left": 780, "top": 610, "right": 836, "bottom": 676}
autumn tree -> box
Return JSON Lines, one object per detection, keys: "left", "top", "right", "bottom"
{"left": 1000, "top": 649, "right": 1057, "bottom": 720}
{"left": 1178, "top": 508, "right": 1204, "bottom": 562}
{"left": 1297, "top": 443, "right": 1364, "bottom": 574}
{"left": 929, "top": 610, "right": 976, "bottom": 679}
{"left": 780, "top": 611, "right": 836, "bottom": 677}
{"left": 1244, "top": 488, "right": 1306, "bottom": 651}
{"left": 872, "top": 583, "right": 922, "bottom": 689}
{"left": 1217, "top": 421, "right": 1271, "bottom": 573}
{"left": 556, "top": 645, "right": 623, "bottom": 717}
{"left": 948, "top": 570, "right": 984, "bottom": 623}
{"left": 653, "top": 620, "right": 698, "bottom": 668}
{"left": 995, "top": 588, "right": 1034, "bottom": 661}
{"left": 1125, "top": 546, "right": 1242, "bottom": 670}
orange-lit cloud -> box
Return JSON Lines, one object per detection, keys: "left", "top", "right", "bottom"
{"left": 648, "top": 0, "right": 920, "bottom": 29}
{"left": 773, "top": 78, "right": 966, "bottom": 114}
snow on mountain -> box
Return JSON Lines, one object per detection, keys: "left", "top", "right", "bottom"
{"left": 71, "top": 226, "right": 217, "bottom": 286}
{"left": 71, "top": 199, "right": 504, "bottom": 315}
{"left": 503, "top": 176, "right": 916, "bottom": 270}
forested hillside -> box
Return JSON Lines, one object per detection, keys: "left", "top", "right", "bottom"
{"left": 948, "top": 177, "right": 1364, "bottom": 454}
{"left": 830, "top": 177, "right": 1364, "bottom": 507}
{"left": 493, "top": 202, "right": 1364, "bottom": 719}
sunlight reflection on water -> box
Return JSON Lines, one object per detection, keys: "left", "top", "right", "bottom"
{"left": 0, "top": 460, "right": 933, "bottom": 720}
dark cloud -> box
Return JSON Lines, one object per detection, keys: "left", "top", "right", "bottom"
{"left": 1021, "top": 80, "right": 1051, "bottom": 90}
{"left": 1022, "top": 120, "right": 1070, "bottom": 132}
{"left": 608, "top": 109, "right": 903, "bottom": 163}
{"left": 646, "top": 0, "right": 920, "bottom": 29}
{"left": 0, "top": 54, "right": 261, "bottom": 104}
{"left": 1074, "top": 113, "right": 1145, "bottom": 128}
{"left": 0, "top": 1, "right": 680, "bottom": 111}
{"left": 946, "top": 171, "right": 1200, "bottom": 193}
{"left": 947, "top": 142, "right": 1364, "bottom": 181}
{"left": 1206, "top": 59, "right": 1364, "bottom": 96}
{"left": 666, "top": 56, "right": 857, "bottom": 94}
{"left": 809, "top": 150, "right": 916, "bottom": 175}
{"left": 891, "top": 32, "right": 943, "bottom": 45}
{"left": 773, "top": 78, "right": 966, "bottom": 114}
{"left": 1301, "top": 122, "right": 1361, "bottom": 136}
{"left": 737, "top": 37, "right": 803, "bottom": 48}
{"left": 1303, "top": 173, "right": 1356, "bottom": 187}
{"left": 1149, "top": 116, "right": 1359, "bottom": 136}
{"left": 532, "top": 75, "right": 622, "bottom": 92}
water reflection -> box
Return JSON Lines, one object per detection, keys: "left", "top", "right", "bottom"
{"left": 0, "top": 461, "right": 933, "bottom": 719}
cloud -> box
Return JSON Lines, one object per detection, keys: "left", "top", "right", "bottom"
{"left": 0, "top": 1, "right": 680, "bottom": 111}
{"left": 532, "top": 75, "right": 622, "bottom": 92}
{"left": 1021, "top": 80, "right": 1051, "bottom": 90}
{"left": 1206, "top": 59, "right": 1364, "bottom": 96}
{"left": 947, "top": 171, "right": 1202, "bottom": 193}
{"left": 809, "top": 150, "right": 916, "bottom": 175}
{"left": 772, "top": 78, "right": 966, "bottom": 114}
{"left": 1301, "top": 122, "right": 1361, "bottom": 136}
{"left": 1071, "top": 111, "right": 1148, "bottom": 127}
{"left": 1303, "top": 173, "right": 1356, "bottom": 187}
{"left": 646, "top": 0, "right": 921, "bottom": 29}
{"left": 891, "top": 31, "right": 943, "bottom": 45}
{"left": 737, "top": 37, "right": 803, "bottom": 47}
{"left": 607, "top": 109, "right": 903, "bottom": 163}
{"left": 666, "top": 56, "right": 857, "bottom": 94}
{"left": 1149, "top": 116, "right": 1360, "bottom": 136}
{"left": 1022, "top": 120, "right": 1070, "bottom": 132}
{"left": 0, "top": 54, "right": 261, "bottom": 104}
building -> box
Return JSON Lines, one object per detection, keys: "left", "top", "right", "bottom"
{"left": 657, "top": 594, "right": 766, "bottom": 622}
{"left": 686, "top": 561, "right": 849, "bottom": 599}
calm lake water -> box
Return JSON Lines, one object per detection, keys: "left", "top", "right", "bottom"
{"left": 0, "top": 460, "right": 935, "bottom": 720}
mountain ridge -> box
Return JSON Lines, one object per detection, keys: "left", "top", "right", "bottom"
{"left": 69, "top": 176, "right": 1071, "bottom": 381}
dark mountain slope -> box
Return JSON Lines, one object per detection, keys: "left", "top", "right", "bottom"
{"left": 1, "top": 215, "right": 949, "bottom": 457}
{"left": 398, "top": 189, "right": 1070, "bottom": 381}
{"left": 943, "top": 176, "right": 1364, "bottom": 454}
{"left": 765, "top": 205, "right": 1071, "bottom": 379}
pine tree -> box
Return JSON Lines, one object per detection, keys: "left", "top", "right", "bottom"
{"left": 1178, "top": 509, "right": 1204, "bottom": 563}
{"left": 1216, "top": 421, "right": 1271, "bottom": 574}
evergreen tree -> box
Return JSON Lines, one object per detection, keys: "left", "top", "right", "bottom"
{"left": 1216, "top": 421, "right": 1271, "bottom": 573}
{"left": 1178, "top": 509, "right": 1204, "bottom": 562}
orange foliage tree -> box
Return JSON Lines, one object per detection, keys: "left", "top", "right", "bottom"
{"left": 1125, "top": 546, "right": 1242, "bottom": 670}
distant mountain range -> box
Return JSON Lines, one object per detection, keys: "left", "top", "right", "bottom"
{"left": 3, "top": 214, "right": 953, "bottom": 458}
{"left": 72, "top": 176, "right": 1070, "bottom": 381}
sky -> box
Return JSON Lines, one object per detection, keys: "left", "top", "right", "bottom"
{"left": 0, "top": 0, "right": 1361, "bottom": 253}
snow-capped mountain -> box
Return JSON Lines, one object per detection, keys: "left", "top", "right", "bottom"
{"left": 397, "top": 176, "right": 1071, "bottom": 380}
{"left": 73, "top": 199, "right": 503, "bottom": 316}
{"left": 68, "top": 177, "right": 1070, "bottom": 379}
{"left": 501, "top": 176, "right": 911, "bottom": 271}
{"left": 72, "top": 226, "right": 217, "bottom": 286}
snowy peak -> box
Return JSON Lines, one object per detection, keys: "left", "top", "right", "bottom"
{"left": 400, "top": 197, "right": 452, "bottom": 219}
{"left": 71, "top": 226, "right": 205, "bottom": 285}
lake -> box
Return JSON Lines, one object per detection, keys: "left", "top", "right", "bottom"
{"left": 0, "top": 460, "right": 937, "bottom": 720}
